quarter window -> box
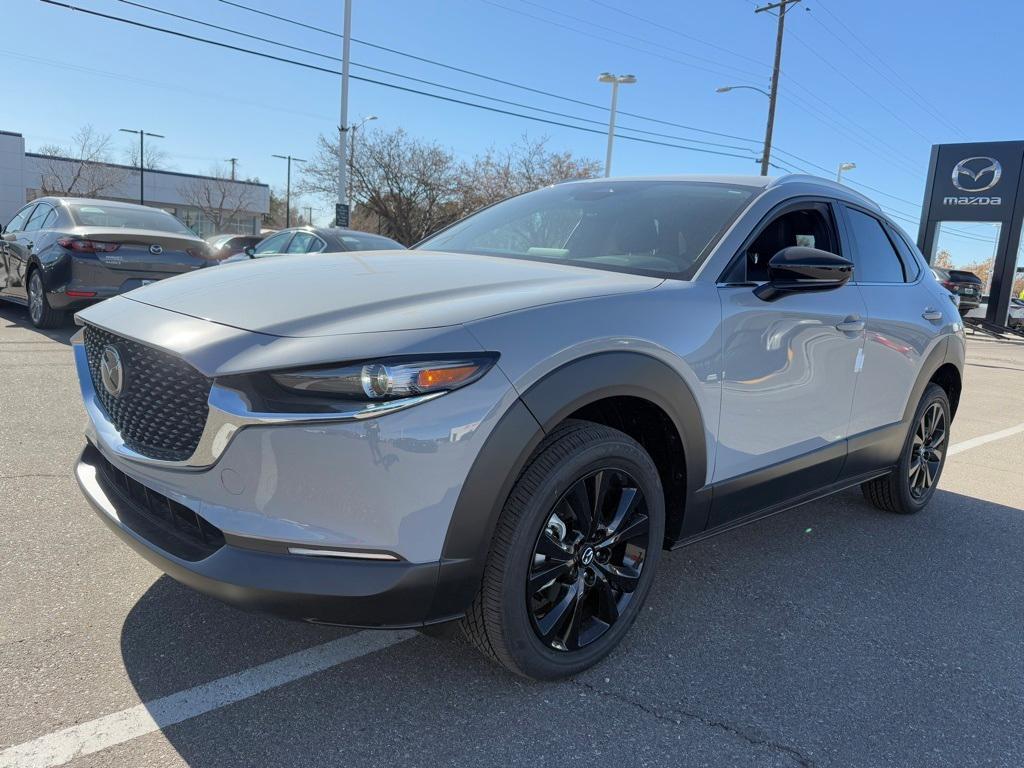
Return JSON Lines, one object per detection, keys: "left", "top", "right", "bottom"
{"left": 845, "top": 208, "right": 905, "bottom": 283}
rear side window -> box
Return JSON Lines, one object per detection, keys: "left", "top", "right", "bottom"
{"left": 286, "top": 232, "right": 317, "bottom": 253}
{"left": 887, "top": 226, "right": 922, "bottom": 281}
{"left": 844, "top": 208, "right": 905, "bottom": 283}
{"left": 24, "top": 204, "right": 53, "bottom": 232}
{"left": 5, "top": 205, "right": 35, "bottom": 233}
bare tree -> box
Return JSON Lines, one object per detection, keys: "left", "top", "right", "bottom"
{"left": 124, "top": 141, "right": 168, "bottom": 171}
{"left": 457, "top": 135, "right": 601, "bottom": 213}
{"left": 298, "top": 128, "right": 599, "bottom": 245}
{"left": 178, "top": 165, "right": 256, "bottom": 234}
{"left": 35, "top": 125, "right": 126, "bottom": 197}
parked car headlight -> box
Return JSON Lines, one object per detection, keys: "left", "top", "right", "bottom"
{"left": 270, "top": 355, "right": 498, "bottom": 401}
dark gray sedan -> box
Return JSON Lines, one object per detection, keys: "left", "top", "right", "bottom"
{"left": 0, "top": 197, "right": 213, "bottom": 328}
{"left": 225, "top": 226, "right": 405, "bottom": 263}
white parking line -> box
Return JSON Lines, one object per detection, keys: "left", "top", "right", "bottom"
{"left": 0, "top": 629, "right": 416, "bottom": 768}
{"left": 948, "top": 422, "right": 1024, "bottom": 457}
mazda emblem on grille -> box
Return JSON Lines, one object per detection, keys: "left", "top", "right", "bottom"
{"left": 149, "top": 244, "right": 163, "bottom": 255}
{"left": 99, "top": 344, "right": 126, "bottom": 398}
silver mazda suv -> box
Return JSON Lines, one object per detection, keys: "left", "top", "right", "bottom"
{"left": 72, "top": 175, "right": 964, "bottom": 679}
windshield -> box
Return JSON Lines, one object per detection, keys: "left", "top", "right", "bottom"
{"left": 417, "top": 180, "right": 756, "bottom": 278}
{"left": 69, "top": 203, "right": 195, "bottom": 236}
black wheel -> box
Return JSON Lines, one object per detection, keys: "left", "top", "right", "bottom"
{"left": 27, "top": 269, "right": 64, "bottom": 329}
{"left": 461, "top": 420, "right": 665, "bottom": 679}
{"left": 862, "top": 383, "right": 950, "bottom": 514}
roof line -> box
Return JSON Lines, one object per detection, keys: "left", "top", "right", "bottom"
{"left": 24, "top": 153, "right": 269, "bottom": 188}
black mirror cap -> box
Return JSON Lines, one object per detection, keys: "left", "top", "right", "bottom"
{"left": 754, "top": 246, "right": 853, "bottom": 301}
{"left": 244, "top": 246, "right": 256, "bottom": 258}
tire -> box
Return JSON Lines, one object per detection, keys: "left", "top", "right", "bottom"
{"left": 27, "top": 269, "right": 64, "bottom": 329}
{"left": 861, "top": 383, "right": 950, "bottom": 514}
{"left": 461, "top": 420, "right": 665, "bottom": 680}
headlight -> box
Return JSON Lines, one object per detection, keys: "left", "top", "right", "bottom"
{"left": 270, "top": 355, "right": 498, "bottom": 402}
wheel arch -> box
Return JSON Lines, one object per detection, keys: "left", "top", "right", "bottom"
{"left": 429, "top": 352, "right": 710, "bottom": 622}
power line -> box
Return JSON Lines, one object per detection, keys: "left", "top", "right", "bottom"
{"left": 813, "top": 0, "right": 965, "bottom": 138}
{"left": 115, "top": 0, "right": 758, "bottom": 154}
{"left": 215, "top": 0, "right": 769, "bottom": 147}
{"left": 38, "top": 1, "right": 760, "bottom": 162}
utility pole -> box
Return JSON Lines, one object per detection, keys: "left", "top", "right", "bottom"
{"left": 754, "top": 0, "right": 801, "bottom": 176}
{"left": 272, "top": 154, "right": 306, "bottom": 228}
{"left": 337, "top": 0, "right": 352, "bottom": 227}
{"left": 119, "top": 128, "right": 164, "bottom": 205}
{"left": 226, "top": 158, "right": 238, "bottom": 180}
{"left": 305, "top": 206, "right": 314, "bottom": 225}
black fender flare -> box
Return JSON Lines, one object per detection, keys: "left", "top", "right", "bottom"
{"left": 900, "top": 336, "right": 962, "bottom": 424}
{"left": 427, "top": 352, "right": 710, "bottom": 621}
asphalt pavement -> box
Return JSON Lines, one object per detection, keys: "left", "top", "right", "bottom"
{"left": 2, "top": 301, "right": 1023, "bottom": 768}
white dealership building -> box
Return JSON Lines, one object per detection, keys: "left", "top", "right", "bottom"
{"left": 0, "top": 130, "right": 270, "bottom": 237}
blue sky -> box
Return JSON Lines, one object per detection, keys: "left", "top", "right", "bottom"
{"left": 4, "top": 0, "right": 1021, "bottom": 263}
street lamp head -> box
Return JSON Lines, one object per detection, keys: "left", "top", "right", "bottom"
{"left": 598, "top": 72, "right": 616, "bottom": 83}
{"left": 715, "top": 86, "right": 733, "bottom": 93}
{"left": 839, "top": 162, "right": 856, "bottom": 172}
{"left": 599, "top": 73, "right": 637, "bottom": 85}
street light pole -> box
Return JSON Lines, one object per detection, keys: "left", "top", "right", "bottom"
{"left": 337, "top": 0, "right": 353, "bottom": 227}
{"left": 836, "top": 162, "right": 856, "bottom": 183}
{"left": 119, "top": 128, "right": 164, "bottom": 205}
{"left": 347, "top": 115, "right": 378, "bottom": 215}
{"left": 754, "top": 0, "right": 801, "bottom": 176}
{"left": 272, "top": 154, "right": 306, "bottom": 228}
{"left": 598, "top": 73, "right": 637, "bottom": 178}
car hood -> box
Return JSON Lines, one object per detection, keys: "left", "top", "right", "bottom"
{"left": 122, "top": 250, "right": 662, "bottom": 337}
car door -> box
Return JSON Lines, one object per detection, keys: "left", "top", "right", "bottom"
{"left": 839, "top": 205, "right": 942, "bottom": 474}
{"left": 710, "top": 199, "right": 867, "bottom": 526}
{"left": 5, "top": 203, "right": 50, "bottom": 298}
{"left": 1, "top": 204, "right": 36, "bottom": 294}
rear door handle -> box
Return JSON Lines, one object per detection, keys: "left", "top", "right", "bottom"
{"left": 835, "top": 315, "right": 865, "bottom": 332}
{"left": 922, "top": 308, "right": 943, "bottom": 322}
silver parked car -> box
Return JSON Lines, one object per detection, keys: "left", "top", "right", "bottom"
{"left": 221, "top": 226, "right": 405, "bottom": 263}
{"left": 0, "top": 197, "right": 212, "bottom": 328}
{"left": 71, "top": 175, "right": 964, "bottom": 679}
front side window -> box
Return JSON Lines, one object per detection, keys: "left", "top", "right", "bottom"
{"left": 252, "top": 231, "right": 292, "bottom": 256}
{"left": 845, "top": 207, "right": 906, "bottom": 283}
{"left": 69, "top": 203, "right": 194, "bottom": 235}
{"left": 5, "top": 204, "right": 35, "bottom": 233}
{"left": 741, "top": 205, "right": 838, "bottom": 282}
{"left": 417, "top": 180, "right": 756, "bottom": 278}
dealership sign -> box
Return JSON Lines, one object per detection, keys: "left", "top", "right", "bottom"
{"left": 918, "top": 140, "right": 1024, "bottom": 327}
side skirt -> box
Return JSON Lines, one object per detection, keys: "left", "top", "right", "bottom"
{"left": 669, "top": 468, "right": 891, "bottom": 550}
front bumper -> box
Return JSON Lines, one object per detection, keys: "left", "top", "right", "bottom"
{"left": 76, "top": 442, "right": 466, "bottom": 627}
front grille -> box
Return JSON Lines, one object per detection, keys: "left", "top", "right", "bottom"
{"left": 84, "top": 325, "right": 212, "bottom": 461}
{"left": 90, "top": 446, "right": 225, "bottom": 561}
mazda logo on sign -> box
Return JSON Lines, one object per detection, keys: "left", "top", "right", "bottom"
{"left": 952, "top": 157, "right": 1002, "bottom": 193}
{"left": 99, "top": 344, "right": 126, "bottom": 398}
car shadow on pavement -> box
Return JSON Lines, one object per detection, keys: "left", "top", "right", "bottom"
{"left": 0, "top": 303, "right": 76, "bottom": 345}
{"left": 118, "top": 487, "right": 1024, "bottom": 768}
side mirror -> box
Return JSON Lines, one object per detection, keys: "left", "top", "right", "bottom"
{"left": 244, "top": 246, "right": 256, "bottom": 258}
{"left": 1, "top": 232, "right": 16, "bottom": 243}
{"left": 754, "top": 246, "right": 853, "bottom": 302}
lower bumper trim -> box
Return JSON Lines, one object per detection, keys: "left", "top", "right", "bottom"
{"left": 75, "top": 444, "right": 467, "bottom": 628}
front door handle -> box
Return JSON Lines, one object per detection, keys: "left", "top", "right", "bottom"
{"left": 922, "top": 308, "right": 943, "bottom": 322}
{"left": 835, "top": 315, "right": 865, "bottom": 333}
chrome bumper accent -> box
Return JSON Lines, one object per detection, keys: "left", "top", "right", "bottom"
{"left": 72, "top": 329, "right": 444, "bottom": 470}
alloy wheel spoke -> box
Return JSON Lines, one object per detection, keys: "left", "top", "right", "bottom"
{"left": 599, "top": 513, "right": 649, "bottom": 549}
{"left": 560, "top": 577, "right": 588, "bottom": 650}
{"left": 528, "top": 559, "right": 573, "bottom": 594}
{"left": 596, "top": 561, "right": 641, "bottom": 593}
{"left": 604, "top": 487, "right": 640, "bottom": 538}
{"left": 592, "top": 571, "right": 620, "bottom": 625}
{"left": 536, "top": 579, "right": 582, "bottom": 644}
{"left": 565, "top": 481, "right": 594, "bottom": 540}
{"left": 535, "top": 530, "right": 573, "bottom": 562}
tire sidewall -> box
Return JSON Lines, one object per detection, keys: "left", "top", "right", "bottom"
{"left": 894, "top": 384, "right": 950, "bottom": 512}
{"left": 498, "top": 434, "right": 665, "bottom": 679}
